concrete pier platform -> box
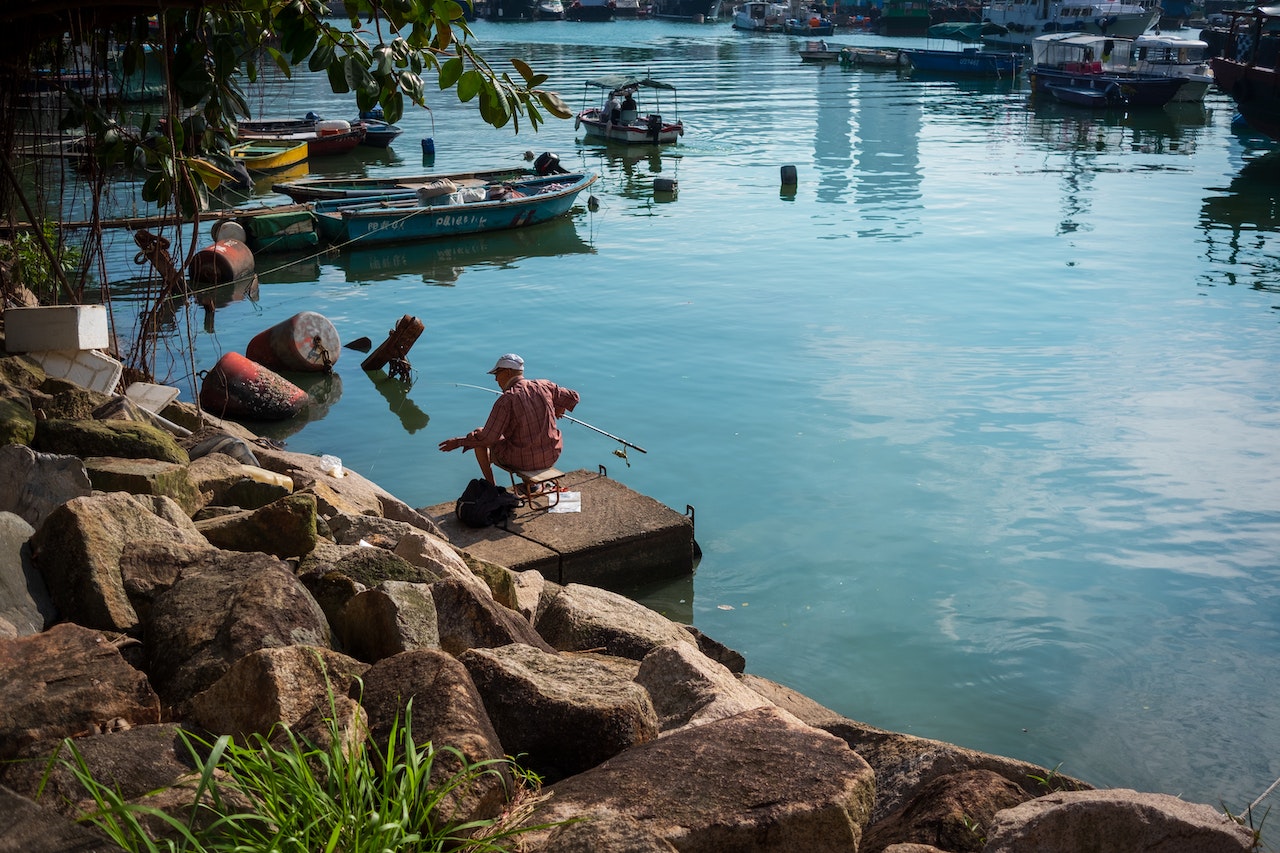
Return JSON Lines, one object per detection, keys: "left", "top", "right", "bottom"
{"left": 422, "top": 468, "right": 696, "bottom": 592}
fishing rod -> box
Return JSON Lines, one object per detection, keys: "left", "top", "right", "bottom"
{"left": 453, "top": 382, "right": 648, "bottom": 454}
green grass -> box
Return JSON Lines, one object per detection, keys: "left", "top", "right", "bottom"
{"left": 42, "top": 698, "right": 553, "bottom": 853}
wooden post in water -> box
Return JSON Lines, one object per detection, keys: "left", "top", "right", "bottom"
{"left": 361, "top": 315, "right": 425, "bottom": 371}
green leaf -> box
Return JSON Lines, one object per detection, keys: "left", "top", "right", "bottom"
{"left": 439, "top": 56, "right": 463, "bottom": 89}
{"left": 457, "top": 68, "right": 483, "bottom": 102}
{"left": 372, "top": 44, "right": 393, "bottom": 76}
{"left": 383, "top": 91, "right": 405, "bottom": 125}
{"left": 399, "top": 70, "right": 424, "bottom": 102}
{"left": 344, "top": 54, "right": 378, "bottom": 96}
{"left": 510, "top": 57, "right": 535, "bottom": 85}
{"left": 309, "top": 41, "right": 335, "bottom": 73}
{"left": 328, "top": 59, "right": 351, "bottom": 94}
{"left": 268, "top": 46, "right": 292, "bottom": 79}
{"left": 537, "top": 89, "right": 573, "bottom": 119}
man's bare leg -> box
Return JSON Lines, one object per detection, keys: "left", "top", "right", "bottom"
{"left": 473, "top": 446, "right": 497, "bottom": 485}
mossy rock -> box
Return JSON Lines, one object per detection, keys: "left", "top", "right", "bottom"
{"left": 0, "top": 354, "right": 46, "bottom": 389}
{"left": 330, "top": 547, "right": 437, "bottom": 587}
{"left": 39, "top": 387, "right": 112, "bottom": 420}
{"left": 0, "top": 395, "right": 36, "bottom": 446}
{"left": 33, "top": 418, "right": 189, "bottom": 464}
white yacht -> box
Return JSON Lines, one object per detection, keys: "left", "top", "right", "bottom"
{"left": 982, "top": 0, "right": 1160, "bottom": 49}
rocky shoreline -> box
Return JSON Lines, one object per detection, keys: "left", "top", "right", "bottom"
{"left": 0, "top": 348, "right": 1260, "bottom": 853}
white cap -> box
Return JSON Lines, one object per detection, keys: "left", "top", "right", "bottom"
{"left": 487, "top": 353, "right": 524, "bottom": 374}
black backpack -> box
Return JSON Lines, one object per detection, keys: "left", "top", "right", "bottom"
{"left": 454, "top": 478, "right": 520, "bottom": 528}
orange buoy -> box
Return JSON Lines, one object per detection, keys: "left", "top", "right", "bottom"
{"left": 199, "top": 351, "right": 311, "bottom": 420}
{"left": 246, "top": 311, "right": 341, "bottom": 373}
{"left": 189, "top": 239, "right": 255, "bottom": 284}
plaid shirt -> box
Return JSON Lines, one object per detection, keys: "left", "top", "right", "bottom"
{"left": 464, "top": 378, "right": 580, "bottom": 471}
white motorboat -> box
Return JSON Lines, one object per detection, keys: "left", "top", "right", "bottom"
{"left": 732, "top": 0, "right": 787, "bottom": 30}
{"left": 1133, "top": 33, "right": 1213, "bottom": 102}
{"left": 575, "top": 74, "right": 684, "bottom": 144}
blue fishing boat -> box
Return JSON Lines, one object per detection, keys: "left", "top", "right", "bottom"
{"left": 312, "top": 172, "right": 598, "bottom": 248}
{"left": 901, "top": 23, "right": 1024, "bottom": 77}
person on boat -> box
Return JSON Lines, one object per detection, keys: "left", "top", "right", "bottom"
{"left": 620, "top": 91, "right": 638, "bottom": 123}
{"left": 438, "top": 353, "right": 580, "bottom": 488}
{"left": 603, "top": 93, "right": 621, "bottom": 124}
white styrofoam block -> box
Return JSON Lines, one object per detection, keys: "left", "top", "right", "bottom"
{"left": 125, "top": 381, "right": 180, "bottom": 413}
{"left": 4, "top": 305, "right": 110, "bottom": 353}
{"left": 31, "top": 349, "right": 123, "bottom": 395}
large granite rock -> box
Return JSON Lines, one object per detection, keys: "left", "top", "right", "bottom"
{"left": 3, "top": 724, "right": 196, "bottom": 819}
{"left": 29, "top": 493, "right": 209, "bottom": 634}
{"left": 860, "top": 769, "right": 1032, "bottom": 853}
{"left": 33, "top": 418, "right": 188, "bottom": 464}
{"left": 0, "top": 512, "right": 53, "bottom": 636}
{"left": 430, "top": 576, "right": 554, "bottom": 656}
{"left": 459, "top": 643, "right": 659, "bottom": 782}
{"left": 194, "top": 492, "right": 318, "bottom": 558}
{"left": 634, "top": 640, "right": 771, "bottom": 734}
{"left": 144, "top": 549, "right": 330, "bottom": 709}
{"left": 0, "top": 445, "right": 92, "bottom": 529}
{"left": 83, "top": 457, "right": 202, "bottom": 517}
{"left": 186, "top": 645, "right": 367, "bottom": 739}
{"left": 984, "top": 788, "right": 1258, "bottom": 853}
{"left": 361, "top": 649, "right": 512, "bottom": 825}
{"left": 0, "top": 785, "right": 125, "bottom": 853}
{"left": 0, "top": 623, "right": 161, "bottom": 764}
{"left": 337, "top": 580, "right": 440, "bottom": 662}
{"left": 249, "top": 445, "right": 443, "bottom": 538}
{"left": 521, "top": 705, "right": 876, "bottom": 853}
{"left": 535, "top": 582, "right": 698, "bottom": 660}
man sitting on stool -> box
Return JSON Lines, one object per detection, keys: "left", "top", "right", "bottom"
{"left": 438, "top": 353, "right": 580, "bottom": 490}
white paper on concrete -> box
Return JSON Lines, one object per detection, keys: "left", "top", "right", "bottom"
{"left": 547, "top": 492, "right": 581, "bottom": 513}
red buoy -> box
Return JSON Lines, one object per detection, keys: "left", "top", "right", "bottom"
{"left": 199, "top": 351, "right": 311, "bottom": 420}
{"left": 246, "top": 311, "right": 341, "bottom": 372}
{"left": 189, "top": 239, "right": 256, "bottom": 284}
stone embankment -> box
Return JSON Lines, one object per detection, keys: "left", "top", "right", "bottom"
{"left": 0, "top": 349, "right": 1259, "bottom": 853}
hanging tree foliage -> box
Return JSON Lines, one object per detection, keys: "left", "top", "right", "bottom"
{"left": 0, "top": 0, "right": 571, "bottom": 220}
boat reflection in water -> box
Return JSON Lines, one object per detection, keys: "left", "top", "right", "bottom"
{"left": 1200, "top": 149, "right": 1280, "bottom": 281}
{"left": 578, "top": 143, "right": 675, "bottom": 201}
{"left": 333, "top": 216, "right": 593, "bottom": 286}
{"left": 1025, "top": 98, "right": 1213, "bottom": 156}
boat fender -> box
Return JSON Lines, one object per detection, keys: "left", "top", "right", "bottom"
{"left": 575, "top": 114, "right": 582, "bottom": 130}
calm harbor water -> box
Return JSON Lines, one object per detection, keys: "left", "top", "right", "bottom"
{"left": 69, "top": 18, "right": 1280, "bottom": 817}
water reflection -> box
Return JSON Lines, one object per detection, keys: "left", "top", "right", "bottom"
{"left": 366, "top": 370, "right": 432, "bottom": 434}
{"left": 1025, "top": 98, "right": 1213, "bottom": 156}
{"left": 576, "top": 142, "right": 675, "bottom": 203}
{"left": 1199, "top": 149, "right": 1280, "bottom": 290}
{"left": 849, "top": 75, "right": 923, "bottom": 239}
{"left": 332, "top": 216, "right": 594, "bottom": 285}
